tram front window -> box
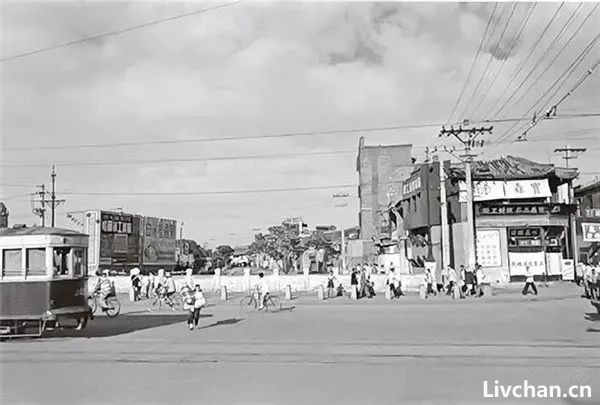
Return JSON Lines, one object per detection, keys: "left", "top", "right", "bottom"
{"left": 53, "top": 247, "right": 70, "bottom": 276}
{"left": 73, "top": 248, "right": 86, "bottom": 277}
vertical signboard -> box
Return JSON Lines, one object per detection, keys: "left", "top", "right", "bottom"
{"left": 142, "top": 217, "right": 177, "bottom": 266}
{"left": 561, "top": 259, "right": 575, "bottom": 281}
{"left": 99, "top": 212, "right": 141, "bottom": 267}
{"left": 85, "top": 211, "right": 101, "bottom": 270}
{"left": 476, "top": 229, "right": 502, "bottom": 267}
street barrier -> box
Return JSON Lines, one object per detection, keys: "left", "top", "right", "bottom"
{"left": 481, "top": 283, "right": 492, "bottom": 298}
{"left": 285, "top": 285, "right": 292, "bottom": 300}
{"left": 317, "top": 285, "right": 325, "bottom": 300}
{"left": 220, "top": 286, "right": 228, "bottom": 301}
{"left": 419, "top": 285, "right": 426, "bottom": 300}
{"left": 385, "top": 284, "right": 392, "bottom": 300}
{"left": 452, "top": 285, "right": 461, "bottom": 300}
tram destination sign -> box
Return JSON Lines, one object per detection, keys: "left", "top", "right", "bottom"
{"left": 477, "top": 203, "right": 576, "bottom": 216}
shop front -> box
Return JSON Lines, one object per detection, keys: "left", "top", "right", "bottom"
{"left": 475, "top": 202, "right": 576, "bottom": 283}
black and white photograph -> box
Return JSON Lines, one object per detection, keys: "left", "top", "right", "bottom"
{"left": 1, "top": 0, "right": 599, "bottom": 403}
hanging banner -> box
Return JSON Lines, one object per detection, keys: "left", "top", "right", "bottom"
{"left": 476, "top": 229, "right": 502, "bottom": 267}
{"left": 508, "top": 251, "right": 546, "bottom": 276}
{"left": 471, "top": 179, "right": 551, "bottom": 201}
{"left": 582, "top": 223, "right": 600, "bottom": 242}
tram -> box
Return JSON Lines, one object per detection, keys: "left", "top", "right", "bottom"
{"left": 0, "top": 225, "right": 92, "bottom": 338}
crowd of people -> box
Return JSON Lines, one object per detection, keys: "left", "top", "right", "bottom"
{"left": 577, "top": 262, "right": 599, "bottom": 300}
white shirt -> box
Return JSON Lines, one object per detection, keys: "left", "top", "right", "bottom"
{"left": 476, "top": 269, "right": 485, "bottom": 284}
{"left": 165, "top": 278, "right": 176, "bottom": 293}
{"left": 258, "top": 278, "right": 270, "bottom": 294}
{"left": 448, "top": 268, "right": 458, "bottom": 283}
{"left": 194, "top": 291, "right": 206, "bottom": 308}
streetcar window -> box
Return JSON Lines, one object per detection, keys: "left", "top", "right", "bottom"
{"left": 53, "top": 247, "right": 70, "bottom": 276}
{"left": 26, "top": 248, "right": 47, "bottom": 277}
{"left": 2, "top": 249, "right": 22, "bottom": 277}
{"left": 73, "top": 248, "right": 86, "bottom": 277}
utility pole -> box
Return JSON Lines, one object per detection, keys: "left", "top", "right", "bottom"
{"left": 554, "top": 145, "right": 586, "bottom": 169}
{"left": 31, "top": 184, "right": 46, "bottom": 227}
{"left": 554, "top": 145, "right": 586, "bottom": 266}
{"left": 439, "top": 125, "right": 493, "bottom": 270}
{"left": 333, "top": 192, "right": 349, "bottom": 274}
{"left": 49, "top": 166, "right": 65, "bottom": 227}
{"left": 438, "top": 157, "right": 450, "bottom": 270}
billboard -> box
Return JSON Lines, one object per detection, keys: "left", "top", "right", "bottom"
{"left": 142, "top": 217, "right": 177, "bottom": 265}
{"left": 99, "top": 211, "right": 142, "bottom": 266}
{"left": 508, "top": 251, "right": 546, "bottom": 276}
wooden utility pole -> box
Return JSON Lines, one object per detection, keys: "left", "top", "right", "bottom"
{"left": 49, "top": 166, "right": 65, "bottom": 227}
{"left": 31, "top": 184, "right": 46, "bottom": 227}
{"left": 439, "top": 125, "right": 493, "bottom": 270}
{"left": 554, "top": 145, "right": 585, "bottom": 265}
{"left": 333, "top": 192, "right": 349, "bottom": 273}
{"left": 438, "top": 158, "right": 451, "bottom": 270}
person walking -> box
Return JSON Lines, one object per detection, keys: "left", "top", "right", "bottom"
{"left": 326, "top": 270, "right": 336, "bottom": 298}
{"left": 446, "top": 266, "right": 457, "bottom": 296}
{"left": 589, "top": 268, "right": 599, "bottom": 300}
{"left": 464, "top": 266, "right": 476, "bottom": 296}
{"left": 475, "top": 264, "right": 485, "bottom": 297}
{"left": 522, "top": 265, "right": 538, "bottom": 296}
{"left": 424, "top": 269, "right": 434, "bottom": 298}
{"left": 192, "top": 285, "right": 206, "bottom": 329}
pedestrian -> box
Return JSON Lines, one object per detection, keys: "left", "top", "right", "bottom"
{"left": 425, "top": 269, "right": 434, "bottom": 298}
{"left": 446, "top": 266, "right": 457, "bottom": 296}
{"left": 184, "top": 268, "right": 195, "bottom": 291}
{"left": 147, "top": 271, "right": 156, "bottom": 298}
{"left": 327, "top": 270, "right": 336, "bottom": 298}
{"left": 584, "top": 264, "right": 594, "bottom": 298}
{"left": 359, "top": 268, "right": 368, "bottom": 298}
{"left": 193, "top": 285, "right": 206, "bottom": 329}
{"left": 183, "top": 291, "right": 195, "bottom": 331}
{"left": 589, "top": 268, "right": 599, "bottom": 300}
{"left": 522, "top": 265, "right": 538, "bottom": 296}
{"left": 475, "top": 264, "right": 485, "bottom": 297}
{"left": 576, "top": 262, "right": 585, "bottom": 286}
{"left": 440, "top": 266, "right": 449, "bottom": 293}
{"left": 140, "top": 272, "right": 150, "bottom": 299}
{"left": 350, "top": 267, "right": 359, "bottom": 298}
{"left": 130, "top": 268, "right": 141, "bottom": 301}
{"left": 464, "top": 266, "right": 476, "bottom": 296}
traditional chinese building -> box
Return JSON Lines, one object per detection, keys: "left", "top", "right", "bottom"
{"left": 574, "top": 179, "right": 600, "bottom": 265}
{"left": 393, "top": 155, "right": 578, "bottom": 283}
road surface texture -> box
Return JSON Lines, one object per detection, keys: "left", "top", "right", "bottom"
{"left": 1, "top": 283, "right": 598, "bottom": 404}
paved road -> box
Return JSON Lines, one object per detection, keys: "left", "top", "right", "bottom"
{"left": 1, "top": 284, "right": 599, "bottom": 404}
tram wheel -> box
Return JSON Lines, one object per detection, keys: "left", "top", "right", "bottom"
{"left": 105, "top": 297, "right": 121, "bottom": 318}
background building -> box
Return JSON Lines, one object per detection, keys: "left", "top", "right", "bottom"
{"left": 356, "top": 137, "right": 413, "bottom": 245}
{"left": 574, "top": 180, "right": 600, "bottom": 265}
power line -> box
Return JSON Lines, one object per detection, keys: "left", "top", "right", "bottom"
{"left": 482, "top": 2, "right": 565, "bottom": 119}
{"left": 0, "top": 2, "right": 240, "bottom": 63}
{"left": 446, "top": 3, "right": 499, "bottom": 124}
{"left": 3, "top": 114, "right": 592, "bottom": 153}
{"left": 459, "top": 2, "right": 519, "bottom": 120}
{"left": 59, "top": 184, "right": 358, "bottom": 197}
{"left": 1, "top": 149, "right": 358, "bottom": 168}
{"left": 470, "top": 3, "right": 538, "bottom": 119}
{"left": 492, "top": 3, "right": 586, "bottom": 118}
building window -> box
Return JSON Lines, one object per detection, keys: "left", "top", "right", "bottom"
{"left": 2, "top": 249, "right": 22, "bottom": 277}
{"left": 26, "top": 248, "right": 46, "bottom": 276}
{"left": 53, "top": 247, "right": 71, "bottom": 276}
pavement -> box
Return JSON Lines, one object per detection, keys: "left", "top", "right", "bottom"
{"left": 1, "top": 283, "right": 599, "bottom": 404}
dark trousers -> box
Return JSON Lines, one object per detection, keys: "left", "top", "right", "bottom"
{"left": 446, "top": 281, "right": 455, "bottom": 296}
{"left": 522, "top": 282, "right": 538, "bottom": 295}
{"left": 390, "top": 283, "right": 402, "bottom": 298}
{"left": 187, "top": 308, "right": 201, "bottom": 326}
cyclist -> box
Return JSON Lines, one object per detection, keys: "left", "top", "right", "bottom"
{"left": 94, "top": 269, "right": 113, "bottom": 309}
{"left": 257, "top": 272, "right": 270, "bottom": 310}
{"left": 155, "top": 269, "right": 166, "bottom": 296}
{"left": 164, "top": 272, "right": 177, "bottom": 302}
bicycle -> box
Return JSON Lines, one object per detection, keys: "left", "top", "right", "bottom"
{"left": 147, "top": 291, "right": 182, "bottom": 312}
{"left": 239, "top": 289, "right": 281, "bottom": 313}
{"left": 88, "top": 291, "right": 121, "bottom": 318}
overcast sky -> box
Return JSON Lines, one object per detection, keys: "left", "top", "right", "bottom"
{"left": 1, "top": 1, "right": 599, "bottom": 246}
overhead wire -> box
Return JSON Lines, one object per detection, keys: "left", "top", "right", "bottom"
{"left": 483, "top": 2, "right": 565, "bottom": 119}
{"left": 470, "top": 3, "right": 538, "bottom": 119}
{"left": 491, "top": 3, "right": 586, "bottom": 118}
{"left": 0, "top": 2, "right": 240, "bottom": 62}
{"left": 458, "top": 2, "right": 519, "bottom": 120}
{"left": 446, "top": 2, "right": 499, "bottom": 124}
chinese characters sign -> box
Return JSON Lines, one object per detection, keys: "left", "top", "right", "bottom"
{"left": 582, "top": 223, "right": 600, "bottom": 242}
{"left": 402, "top": 177, "right": 421, "bottom": 196}
{"left": 101, "top": 212, "right": 133, "bottom": 234}
{"left": 477, "top": 203, "right": 575, "bottom": 216}
{"left": 476, "top": 229, "right": 502, "bottom": 267}
{"left": 508, "top": 251, "right": 546, "bottom": 276}
{"left": 472, "top": 179, "right": 551, "bottom": 201}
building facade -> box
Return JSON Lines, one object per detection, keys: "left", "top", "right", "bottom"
{"left": 574, "top": 180, "right": 600, "bottom": 265}
{"left": 356, "top": 137, "right": 413, "bottom": 243}
{"left": 394, "top": 155, "right": 579, "bottom": 283}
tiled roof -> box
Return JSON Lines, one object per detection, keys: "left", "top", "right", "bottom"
{"left": 449, "top": 155, "right": 578, "bottom": 181}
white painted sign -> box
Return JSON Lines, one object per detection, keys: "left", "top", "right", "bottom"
{"left": 508, "top": 251, "right": 546, "bottom": 276}
{"left": 476, "top": 229, "right": 502, "bottom": 267}
{"left": 561, "top": 259, "right": 575, "bottom": 281}
{"left": 582, "top": 223, "right": 600, "bottom": 242}
{"left": 470, "top": 179, "right": 551, "bottom": 201}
